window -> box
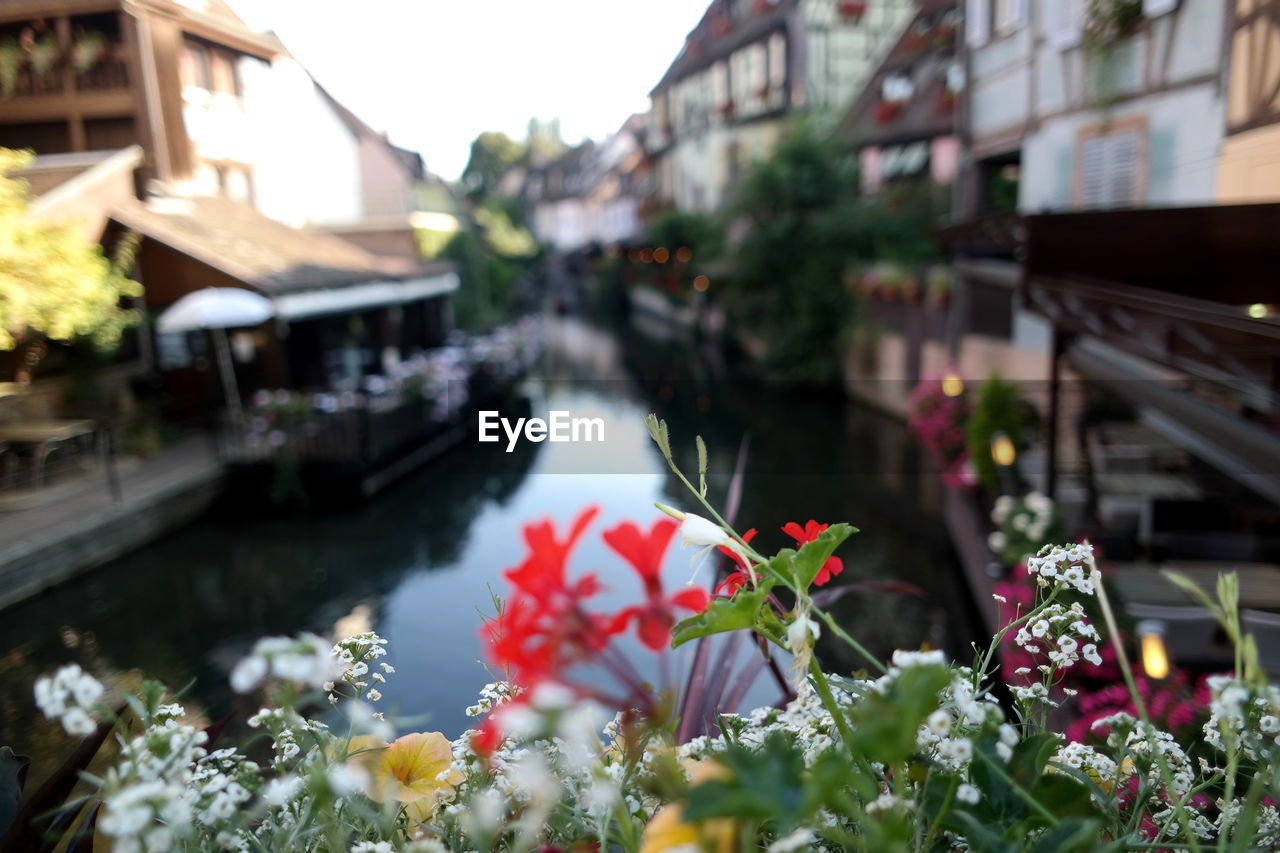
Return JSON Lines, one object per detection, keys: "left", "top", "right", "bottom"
{"left": 967, "top": 0, "right": 1026, "bottom": 46}
{"left": 1048, "top": 0, "right": 1084, "bottom": 50}
{"left": 1075, "top": 122, "right": 1145, "bottom": 209}
{"left": 768, "top": 32, "right": 786, "bottom": 91}
{"left": 209, "top": 49, "right": 241, "bottom": 96}
{"left": 181, "top": 38, "right": 212, "bottom": 90}
{"left": 993, "top": 0, "right": 1027, "bottom": 36}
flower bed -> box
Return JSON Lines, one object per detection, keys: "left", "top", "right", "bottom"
{"left": 7, "top": 417, "right": 1280, "bottom": 851}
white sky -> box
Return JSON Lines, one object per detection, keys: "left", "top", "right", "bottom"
{"left": 229, "top": 0, "right": 707, "bottom": 180}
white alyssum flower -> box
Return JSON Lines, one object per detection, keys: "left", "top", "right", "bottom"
{"left": 768, "top": 827, "right": 816, "bottom": 852}
{"left": 956, "top": 783, "right": 981, "bottom": 805}
{"left": 34, "top": 664, "right": 104, "bottom": 736}
{"left": 231, "top": 634, "right": 333, "bottom": 693}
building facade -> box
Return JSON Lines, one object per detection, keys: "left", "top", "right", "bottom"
{"left": 646, "top": 0, "right": 915, "bottom": 213}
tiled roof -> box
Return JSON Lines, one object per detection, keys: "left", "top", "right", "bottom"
{"left": 651, "top": 0, "right": 797, "bottom": 95}
{"left": 112, "top": 195, "right": 445, "bottom": 295}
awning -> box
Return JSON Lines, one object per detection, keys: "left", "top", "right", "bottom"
{"left": 272, "top": 273, "right": 459, "bottom": 321}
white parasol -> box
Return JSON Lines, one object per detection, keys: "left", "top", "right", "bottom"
{"left": 157, "top": 288, "right": 274, "bottom": 422}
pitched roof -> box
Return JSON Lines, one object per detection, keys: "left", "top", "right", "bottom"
{"left": 112, "top": 195, "right": 444, "bottom": 295}
{"left": 314, "top": 85, "right": 426, "bottom": 181}
{"left": 840, "top": 0, "right": 960, "bottom": 147}
{"left": 651, "top": 0, "right": 797, "bottom": 95}
{"left": 10, "top": 150, "right": 118, "bottom": 199}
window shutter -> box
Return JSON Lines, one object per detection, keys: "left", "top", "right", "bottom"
{"left": 1143, "top": 0, "right": 1179, "bottom": 16}
{"left": 966, "top": 0, "right": 991, "bottom": 47}
{"left": 1079, "top": 129, "right": 1142, "bottom": 208}
{"left": 1079, "top": 136, "right": 1109, "bottom": 208}
{"left": 1106, "top": 131, "right": 1141, "bottom": 206}
{"left": 1049, "top": 0, "right": 1084, "bottom": 50}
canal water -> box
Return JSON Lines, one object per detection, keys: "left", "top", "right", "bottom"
{"left": 0, "top": 317, "right": 977, "bottom": 782}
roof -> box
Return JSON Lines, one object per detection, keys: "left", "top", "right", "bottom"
{"left": 841, "top": 0, "right": 959, "bottom": 147}
{"left": 651, "top": 0, "right": 797, "bottom": 95}
{"left": 314, "top": 85, "right": 427, "bottom": 182}
{"left": 9, "top": 150, "right": 120, "bottom": 199}
{"left": 526, "top": 142, "right": 598, "bottom": 204}
{"left": 112, "top": 195, "right": 449, "bottom": 295}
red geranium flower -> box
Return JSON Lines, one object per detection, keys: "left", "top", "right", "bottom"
{"left": 605, "top": 518, "right": 711, "bottom": 650}
{"left": 781, "top": 520, "right": 844, "bottom": 586}
{"left": 716, "top": 528, "right": 759, "bottom": 595}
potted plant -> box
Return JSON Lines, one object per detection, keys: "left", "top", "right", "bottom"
{"left": 71, "top": 30, "right": 106, "bottom": 74}
{"left": 26, "top": 31, "right": 61, "bottom": 78}
{"left": 0, "top": 39, "right": 23, "bottom": 99}
{"left": 926, "top": 265, "right": 954, "bottom": 308}
{"left": 873, "top": 99, "right": 905, "bottom": 124}
{"left": 838, "top": 0, "right": 868, "bottom": 19}
{"left": 1084, "top": 0, "right": 1145, "bottom": 49}
{"left": 938, "top": 88, "right": 957, "bottom": 112}
{"left": 903, "top": 27, "right": 927, "bottom": 52}
{"left": 711, "top": 15, "right": 733, "bottom": 37}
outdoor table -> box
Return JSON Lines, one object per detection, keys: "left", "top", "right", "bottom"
{"left": 1107, "top": 560, "right": 1280, "bottom": 611}
{"left": 0, "top": 419, "right": 96, "bottom": 487}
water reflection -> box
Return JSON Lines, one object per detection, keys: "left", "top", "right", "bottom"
{"left": 0, "top": 317, "right": 977, "bottom": 783}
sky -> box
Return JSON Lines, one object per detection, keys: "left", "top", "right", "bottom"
{"left": 229, "top": 0, "right": 708, "bottom": 180}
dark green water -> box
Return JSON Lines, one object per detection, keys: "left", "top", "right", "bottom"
{"left": 0, "top": 318, "right": 977, "bottom": 782}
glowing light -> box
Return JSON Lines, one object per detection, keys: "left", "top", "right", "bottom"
{"left": 991, "top": 432, "right": 1016, "bottom": 467}
{"left": 941, "top": 373, "right": 964, "bottom": 397}
{"left": 1248, "top": 303, "right": 1269, "bottom": 319}
{"left": 676, "top": 247, "right": 693, "bottom": 263}
{"left": 639, "top": 248, "right": 654, "bottom": 263}
{"left": 653, "top": 247, "right": 670, "bottom": 264}
{"left": 628, "top": 249, "right": 641, "bottom": 263}
{"left": 693, "top": 275, "right": 710, "bottom": 292}
{"left": 1137, "top": 620, "right": 1170, "bottom": 680}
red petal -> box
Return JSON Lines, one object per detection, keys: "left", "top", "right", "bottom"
{"left": 637, "top": 611, "right": 673, "bottom": 651}
{"left": 716, "top": 527, "right": 756, "bottom": 569}
{"left": 812, "top": 556, "right": 844, "bottom": 587}
{"left": 670, "top": 586, "right": 710, "bottom": 613}
{"left": 781, "top": 521, "right": 806, "bottom": 543}
{"left": 603, "top": 518, "right": 678, "bottom": 582}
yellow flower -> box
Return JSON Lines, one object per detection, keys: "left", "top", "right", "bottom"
{"left": 348, "top": 731, "right": 463, "bottom": 823}
{"left": 640, "top": 761, "right": 735, "bottom": 853}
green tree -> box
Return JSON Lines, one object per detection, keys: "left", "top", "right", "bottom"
{"left": 722, "top": 118, "right": 867, "bottom": 385}
{"left": 0, "top": 149, "right": 141, "bottom": 374}
{"left": 459, "top": 131, "right": 525, "bottom": 202}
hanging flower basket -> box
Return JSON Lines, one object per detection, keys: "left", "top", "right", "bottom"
{"left": 873, "top": 99, "right": 905, "bottom": 124}
{"left": 903, "top": 30, "right": 927, "bottom": 52}
{"left": 838, "top": 0, "right": 868, "bottom": 19}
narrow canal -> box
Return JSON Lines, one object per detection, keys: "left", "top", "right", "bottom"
{"left": 0, "top": 317, "right": 978, "bottom": 781}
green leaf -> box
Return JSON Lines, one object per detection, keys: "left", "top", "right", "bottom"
{"left": 768, "top": 523, "right": 857, "bottom": 590}
{"left": 1007, "top": 732, "right": 1061, "bottom": 790}
{"left": 0, "top": 745, "right": 30, "bottom": 839}
{"left": 671, "top": 589, "right": 767, "bottom": 648}
{"left": 684, "top": 731, "right": 808, "bottom": 832}
{"left": 1028, "top": 819, "right": 1106, "bottom": 853}
{"left": 847, "top": 663, "right": 950, "bottom": 765}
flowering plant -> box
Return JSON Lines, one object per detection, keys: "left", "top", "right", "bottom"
{"left": 907, "top": 374, "right": 973, "bottom": 489}
{"left": 988, "top": 491, "right": 1064, "bottom": 568}
{"left": 7, "top": 417, "right": 1280, "bottom": 851}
